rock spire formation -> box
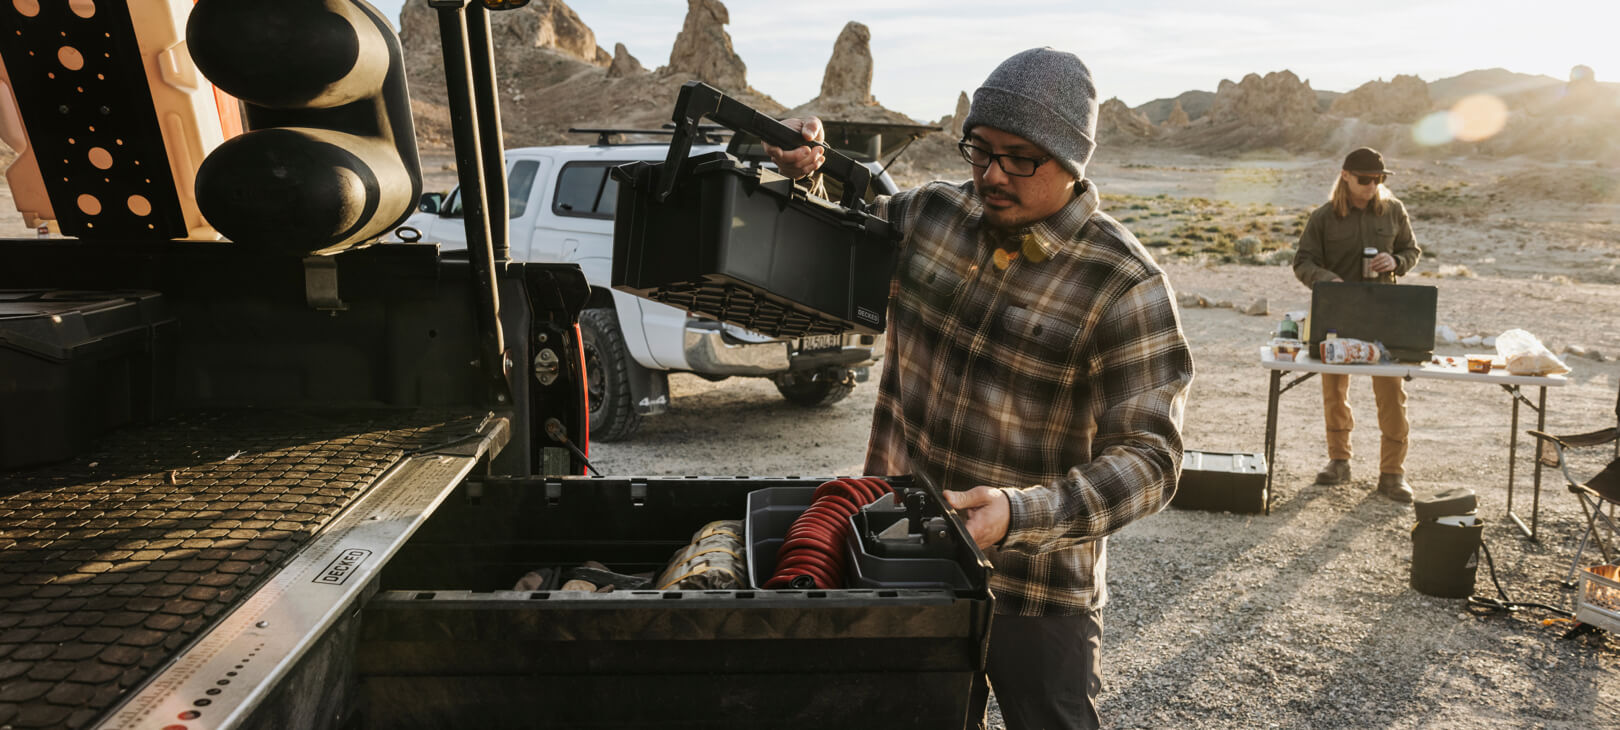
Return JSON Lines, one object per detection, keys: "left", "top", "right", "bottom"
{"left": 399, "top": 0, "right": 607, "bottom": 66}
{"left": 664, "top": 0, "right": 748, "bottom": 92}
{"left": 1165, "top": 100, "right": 1190, "bottom": 128}
{"left": 788, "top": 20, "right": 915, "bottom": 124}
{"left": 818, "top": 22, "right": 874, "bottom": 103}
{"left": 952, "top": 92, "right": 971, "bottom": 136}
{"left": 1328, "top": 75, "right": 1430, "bottom": 124}
{"left": 1206, "top": 70, "right": 1320, "bottom": 127}
{"left": 1097, "top": 97, "right": 1157, "bottom": 142}
{"left": 607, "top": 43, "right": 645, "bottom": 79}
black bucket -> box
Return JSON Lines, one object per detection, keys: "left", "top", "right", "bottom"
{"left": 1410, "top": 517, "right": 1484, "bottom": 598}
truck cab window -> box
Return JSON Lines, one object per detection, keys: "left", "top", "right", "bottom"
{"left": 508, "top": 159, "right": 539, "bottom": 218}
{"left": 553, "top": 162, "right": 621, "bottom": 219}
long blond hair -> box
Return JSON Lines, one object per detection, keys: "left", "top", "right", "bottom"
{"left": 1330, "top": 174, "right": 1389, "bottom": 218}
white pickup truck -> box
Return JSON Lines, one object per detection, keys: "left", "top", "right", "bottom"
{"left": 391, "top": 132, "right": 899, "bottom": 440}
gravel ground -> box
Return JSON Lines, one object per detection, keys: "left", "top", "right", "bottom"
{"left": 586, "top": 151, "right": 1620, "bottom": 727}
{"left": 6, "top": 146, "right": 1611, "bottom": 727}
{"left": 590, "top": 294, "right": 1620, "bottom": 728}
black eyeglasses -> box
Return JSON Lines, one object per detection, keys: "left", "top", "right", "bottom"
{"left": 958, "top": 141, "right": 1051, "bottom": 177}
{"left": 1354, "top": 174, "right": 1385, "bottom": 186}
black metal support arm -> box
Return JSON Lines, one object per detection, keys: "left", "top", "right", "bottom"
{"left": 465, "top": 3, "right": 510, "bottom": 264}
{"left": 432, "top": 0, "right": 511, "bottom": 408}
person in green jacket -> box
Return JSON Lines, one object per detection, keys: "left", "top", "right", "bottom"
{"left": 1292, "top": 147, "right": 1422, "bottom": 502}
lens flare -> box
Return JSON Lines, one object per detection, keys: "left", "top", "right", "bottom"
{"left": 1448, "top": 94, "right": 1509, "bottom": 142}
{"left": 1409, "top": 95, "right": 1509, "bottom": 146}
{"left": 1412, "top": 111, "right": 1453, "bottom": 146}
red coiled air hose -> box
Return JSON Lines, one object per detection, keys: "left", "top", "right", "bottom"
{"left": 765, "top": 477, "right": 894, "bottom": 589}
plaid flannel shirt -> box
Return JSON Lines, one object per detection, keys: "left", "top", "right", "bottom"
{"left": 864, "top": 179, "right": 1194, "bottom": 616}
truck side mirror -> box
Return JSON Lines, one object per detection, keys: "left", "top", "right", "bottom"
{"left": 419, "top": 192, "right": 444, "bottom": 214}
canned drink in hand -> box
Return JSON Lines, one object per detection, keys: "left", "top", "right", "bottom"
{"left": 1362, "top": 247, "right": 1378, "bottom": 281}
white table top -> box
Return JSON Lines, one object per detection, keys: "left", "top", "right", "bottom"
{"left": 1259, "top": 346, "right": 1568, "bottom": 387}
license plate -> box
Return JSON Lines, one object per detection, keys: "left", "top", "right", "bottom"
{"left": 798, "top": 334, "right": 842, "bottom": 353}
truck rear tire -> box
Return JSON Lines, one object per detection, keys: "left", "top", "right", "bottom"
{"left": 773, "top": 368, "right": 855, "bottom": 408}
{"left": 579, "top": 308, "right": 641, "bottom": 441}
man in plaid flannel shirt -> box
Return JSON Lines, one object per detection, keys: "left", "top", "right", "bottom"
{"left": 768, "top": 47, "right": 1194, "bottom": 730}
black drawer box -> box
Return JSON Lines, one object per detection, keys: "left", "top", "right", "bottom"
{"left": 0, "top": 290, "right": 177, "bottom": 469}
{"left": 1173, "top": 450, "right": 1267, "bottom": 514}
{"left": 363, "top": 476, "right": 993, "bottom": 729}
{"left": 612, "top": 153, "right": 897, "bottom": 337}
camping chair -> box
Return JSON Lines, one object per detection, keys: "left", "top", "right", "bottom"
{"left": 1529, "top": 383, "right": 1620, "bottom": 586}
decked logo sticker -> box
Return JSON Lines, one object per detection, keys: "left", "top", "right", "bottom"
{"left": 314, "top": 548, "right": 373, "bottom": 585}
{"left": 856, "top": 306, "right": 880, "bottom": 325}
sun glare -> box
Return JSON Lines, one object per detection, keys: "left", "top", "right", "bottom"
{"left": 1411, "top": 94, "right": 1509, "bottom": 147}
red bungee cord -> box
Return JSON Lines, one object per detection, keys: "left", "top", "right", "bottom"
{"left": 765, "top": 477, "right": 894, "bottom": 589}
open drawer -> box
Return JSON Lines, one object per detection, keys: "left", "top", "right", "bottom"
{"left": 357, "top": 476, "right": 993, "bottom": 729}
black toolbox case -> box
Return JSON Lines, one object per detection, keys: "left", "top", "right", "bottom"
{"left": 0, "top": 289, "right": 177, "bottom": 469}
{"left": 611, "top": 82, "right": 899, "bottom": 338}
{"left": 358, "top": 476, "right": 993, "bottom": 729}
{"left": 1172, "top": 450, "right": 1267, "bottom": 514}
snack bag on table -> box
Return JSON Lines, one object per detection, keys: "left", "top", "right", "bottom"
{"left": 1319, "top": 338, "right": 1384, "bottom": 365}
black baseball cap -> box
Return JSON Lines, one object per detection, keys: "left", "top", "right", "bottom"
{"left": 1342, "top": 147, "right": 1393, "bottom": 175}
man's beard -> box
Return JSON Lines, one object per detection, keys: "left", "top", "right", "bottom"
{"left": 978, "top": 184, "right": 1024, "bottom": 231}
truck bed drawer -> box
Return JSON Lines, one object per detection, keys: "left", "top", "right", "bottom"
{"left": 360, "top": 476, "right": 993, "bottom": 729}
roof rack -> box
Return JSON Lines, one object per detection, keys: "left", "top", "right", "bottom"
{"left": 568, "top": 125, "right": 730, "bottom": 146}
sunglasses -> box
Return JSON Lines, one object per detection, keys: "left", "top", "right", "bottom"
{"left": 1353, "top": 174, "right": 1385, "bottom": 186}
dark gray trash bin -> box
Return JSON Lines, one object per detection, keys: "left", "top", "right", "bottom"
{"left": 1410, "top": 487, "right": 1483, "bottom": 598}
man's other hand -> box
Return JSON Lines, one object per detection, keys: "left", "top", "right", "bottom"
{"left": 761, "top": 117, "right": 826, "bottom": 179}
{"left": 943, "top": 486, "right": 1010, "bottom": 550}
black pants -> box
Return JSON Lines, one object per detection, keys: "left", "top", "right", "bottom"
{"left": 970, "top": 611, "right": 1103, "bottom": 730}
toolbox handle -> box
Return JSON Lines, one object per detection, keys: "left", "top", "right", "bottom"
{"left": 658, "top": 81, "right": 873, "bottom": 211}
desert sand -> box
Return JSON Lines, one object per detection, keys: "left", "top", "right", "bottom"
{"left": 3, "top": 139, "right": 1615, "bottom": 729}
{"left": 578, "top": 151, "right": 1620, "bottom": 728}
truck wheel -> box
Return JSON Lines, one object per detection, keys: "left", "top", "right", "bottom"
{"left": 579, "top": 308, "right": 641, "bottom": 441}
{"left": 773, "top": 368, "right": 855, "bottom": 407}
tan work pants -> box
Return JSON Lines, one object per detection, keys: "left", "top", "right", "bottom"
{"left": 1321, "top": 373, "right": 1409, "bottom": 475}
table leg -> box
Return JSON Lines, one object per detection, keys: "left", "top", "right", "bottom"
{"left": 1507, "top": 385, "right": 1519, "bottom": 513}
{"left": 1531, "top": 386, "right": 1547, "bottom": 539}
{"left": 1264, "top": 369, "right": 1281, "bottom": 516}
{"left": 1503, "top": 384, "right": 1544, "bottom": 540}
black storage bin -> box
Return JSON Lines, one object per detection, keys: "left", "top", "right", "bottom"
{"left": 613, "top": 153, "right": 896, "bottom": 337}
{"left": 0, "top": 289, "right": 176, "bottom": 469}
{"left": 1410, "top": 517, "right": 1483, "bottom": 598}
{"left": 611, "top": 82, "right": 899, "bottom": 338}
{"left": 1173, "top": 450, "right": 1267, "bottom": 514}
{"left": 360, "top": 476, "right": 993, "bottom": 730}
{"left": 746, "top": 485, "right": 974, "bottom": 591}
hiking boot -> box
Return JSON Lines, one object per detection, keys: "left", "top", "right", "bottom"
{"left": 1377, "top": 473, "right": 1414, "bottom": 503}
{"left": 1314, "top": 459, "right": 1351, "bottom": 485}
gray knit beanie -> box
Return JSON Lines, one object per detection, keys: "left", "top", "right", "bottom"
{"left": 962, "top": 48, "right": 1098, "bottom": 178}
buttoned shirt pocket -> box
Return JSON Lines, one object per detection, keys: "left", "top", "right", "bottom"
{"left": 999, "top": 305, "right": 1082, "bottom": 359}
{"left": 1371, "top": 219, "right": 1395, "bottom": 250}
{"left": 901, "top": 249, "right": 967, "bottom": 312}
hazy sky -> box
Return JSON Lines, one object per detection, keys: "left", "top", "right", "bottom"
{"left": 372, "top": 0, "right": 1618, "bottom": 121}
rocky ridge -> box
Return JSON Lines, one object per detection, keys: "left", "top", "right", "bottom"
{"left": 391, "top": 0, "right": 1620, "bottom": 169}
